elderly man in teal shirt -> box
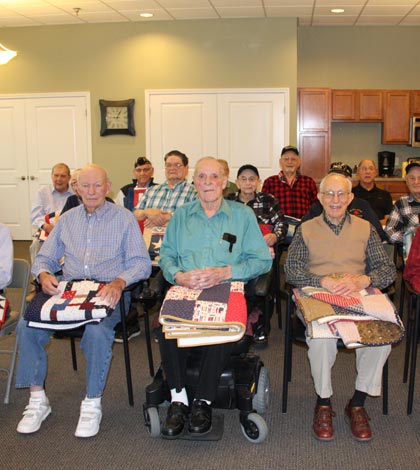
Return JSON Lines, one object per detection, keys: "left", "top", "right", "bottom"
{"left": 157, "top": 156, "right": 272, "bottom": 439}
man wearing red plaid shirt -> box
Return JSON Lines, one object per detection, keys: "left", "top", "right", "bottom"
{"left": 262, "top": 146, "right": 317, "bottom": 243}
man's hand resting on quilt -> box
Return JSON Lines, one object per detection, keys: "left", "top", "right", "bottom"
{"left": 321, "top": 273, "right": 371, "bottom": 297}
{"left": 175, "top": 266, "right": 232, "bottom": 290}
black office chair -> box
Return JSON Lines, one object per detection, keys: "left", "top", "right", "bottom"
{"left": 282, "top": 287, "right": 389, "bottom": 415}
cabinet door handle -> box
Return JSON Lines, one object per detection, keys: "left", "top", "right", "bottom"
{"left": 30, "top": 175, "right": 36, "bottom": 180}
{"left": 20, "top": 176, "right": 26, "bottom": 180}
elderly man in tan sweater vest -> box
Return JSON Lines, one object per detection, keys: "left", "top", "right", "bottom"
{"left": 285, "top": 173, "right": 396, "bottom": 443}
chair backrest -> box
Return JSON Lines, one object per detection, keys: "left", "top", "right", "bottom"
{"left": 5, "top": 258, "right": 30, "bottom": 323}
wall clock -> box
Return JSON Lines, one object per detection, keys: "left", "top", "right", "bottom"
{"left": 99, "top": 98, "right": 135, "bottom": 136}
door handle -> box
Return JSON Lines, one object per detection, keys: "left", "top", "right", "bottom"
{"left": 20, "top": 176, "right": 26, "bottom": 180}
{"left": 30, "top": 175, "right": 36, "bottom": 180}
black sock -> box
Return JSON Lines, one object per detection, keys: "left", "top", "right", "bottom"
{"left": 317, "top": 395, "right": 331, "bottom": 406}
{"left": 349, "top": 390, "right": 367, "bottom": 408}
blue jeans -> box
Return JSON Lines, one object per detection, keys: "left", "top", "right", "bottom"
{"left": 15, "top": 293, "right": 129, "bottom": 398}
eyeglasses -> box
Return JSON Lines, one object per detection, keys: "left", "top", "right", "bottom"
{"left": 238, "top": 176, "right": 258, "bottom": 182}
{"left": 321, "top": 191, "right": 350, "bottom": 200}
{"left": 165, "top": 163, "right": 184, "bottom": 169}
{"left": 407, "top": 175, "right": 420, "bottom": 183}
{"left": 134, "top": 167, "right": 152, "bottom": 173}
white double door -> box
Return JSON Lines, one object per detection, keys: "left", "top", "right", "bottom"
{"left": 0, "top": 93, "right": 92, "bottom": 240}
{"left": 146, "top": 89, "right": 289, "bottom": 183}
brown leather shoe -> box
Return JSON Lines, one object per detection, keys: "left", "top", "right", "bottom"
{"left": 313, "top": 404, "right": 335, "bottom": 441}
{"left": 344, "top": 401, "right": 372, "bottom": 442}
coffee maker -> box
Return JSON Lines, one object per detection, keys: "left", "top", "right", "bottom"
{"left": 378, "top": 151, "right": 395, "bottom": 177}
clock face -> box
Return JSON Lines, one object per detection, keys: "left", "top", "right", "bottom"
{"left": 106, "top": 106, "right": 128, "bottom": 129}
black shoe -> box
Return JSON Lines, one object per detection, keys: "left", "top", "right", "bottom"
{"left": 114, "top": 321, "right": 141, "bottom": 343}
{"left": 161, "top": 402, "right": 189, "bottom": 438}
{"left": 188, "top": 400, "right": 212, "bottom": 435}
{"left": 253, "top": 324, "right": 268, "bottom": 345}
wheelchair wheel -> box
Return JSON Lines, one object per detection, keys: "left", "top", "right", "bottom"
{"left": 143, "top": 405, "right": 161, "bottom": 438}
{"left": 252, "top": 366, "right": 269, "bottom": 414}
{"left": 240, "top": 413, "right": 268, "bottom": 444}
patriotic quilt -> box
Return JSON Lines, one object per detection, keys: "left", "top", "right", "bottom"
{"left": 24, "top": 280, "right": 114, "bottom": 330}
{"left": 143, "top": 226, "right": 166, "bottom": 265}
{"left": 37, "top": 211, "right": 60, "bottom": 241}
{"left": 159, "top": 281, "right": 247, "bottom": 347}
{"left": 293, "top": 286, "right": 404, "bottom": 348}
{"left": 0, "top": 294, "right": 10, "bottom": 328}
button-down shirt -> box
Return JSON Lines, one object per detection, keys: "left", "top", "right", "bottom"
{"left": 385, "top": 194, "right": 420, "bottom": 243}
{"left": 159, "top": 199, "right": 272, "bottom": 285}
{"left": 32, "top": 202, "right": 152, "bottom": 285}
{"left": 31, "top": 184, "right": 73, "bottom": 230}
{"left": 285, "top": 213, "right": 396, "bottom": 290}
{"left": 0, "top": 223, "right": 13, "bottom": 290}
{"left": 262, "top": 172, "right": 317, "bottom": 219}
{"left": 226, "top": 191, "right": 288, "bottom": 243}
{"left": 136, "top": 180, "right": 196, "bottom": 212}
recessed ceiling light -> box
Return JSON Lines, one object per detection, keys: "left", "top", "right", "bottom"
{"left": 331, "top": 8, "right": 345, "bottom": 14}
{"left": 140, "top": 12, "right": 154, "bottom": 18}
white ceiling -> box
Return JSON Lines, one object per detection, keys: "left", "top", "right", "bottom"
{"left": 0, "top": 0, "right": 420, "bottom": 28}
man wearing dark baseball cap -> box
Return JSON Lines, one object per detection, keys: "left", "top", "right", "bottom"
{"left": 385, "top": 161, "right": 420, "bottom": 244}
{"left": 262, "top": 145, "right": 317, "bottom": 244}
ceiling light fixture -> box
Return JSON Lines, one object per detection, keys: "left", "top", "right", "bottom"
{"left": 140, "top": 13, "right": 154, "bottom": 18}
{"left": 331, "top": 9, "right": 345, "bottom": 14}
{"left": 0, "top": 43, "right": 17, "bottom": 65}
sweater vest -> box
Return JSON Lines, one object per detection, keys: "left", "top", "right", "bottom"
{"left": 301, "top": 215, "right": 370, "bottom": 277}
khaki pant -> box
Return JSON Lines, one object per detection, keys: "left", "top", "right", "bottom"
{"left": 306, "top": 337, "right": 391, "bottom": 398}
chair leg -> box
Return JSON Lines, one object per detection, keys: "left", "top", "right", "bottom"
{"left": 120, "top": 294, "right": 134, "bottom": 407}
{"left": 282, "top": 294, "right": 293, "bottom": 413}
{"left": 399, "top": 279, "right": 406, "bottom": 323}
{"left": 142, "top": 305, "right": 155, "bottom": 377}
{"left": 407, "top": 295, "right": 420, "bottom": 415}
{"left": 70, "top": 338, "right": 77, "bottom": 371}
{"left": 3, "top": 333, "right": 19, "bottom": 405}
{"left": 382, "top": 360, "right": 388, "bottom": 415}
{"left": 403, "top": 294, "right": 414, "bottom": 383}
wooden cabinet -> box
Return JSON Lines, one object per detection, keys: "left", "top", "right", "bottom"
{"left": 298, "top": 88, "right": 331, "bottom": 180}
{"left": 332, "top": 90, "right": 383, "bottom": 121}
{"left": 411, "top": 91, "right": 420, "bottom": 116}
{"left": 299, "top": 133, "right": 330, "bottom": 180}
{"left": 383, "top": 91, "right": 410, "bottom": 144}
{"left": 359, "top": 90, "right": 383, "bottom": 121}
{"left": 374, "top": 179, "right": 408, "bottom": 201}
{"left": 332, "top": 90, "right": 357, "bottom": 121}
{"left": 299, "top": 88, "right": 330, "bottom": 132}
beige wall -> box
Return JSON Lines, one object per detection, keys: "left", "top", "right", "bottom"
{"left": 298, "top": 26, "right": 420, "bottom": 171}
{"left": 0, "top": 19, "right": 297, "bottom": 193}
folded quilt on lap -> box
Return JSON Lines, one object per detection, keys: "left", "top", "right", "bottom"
{"left": 293, "top": 286, "right": 404, "bottom": 348}
{"left": 159, "top": 282, "right": 247, "bottom": 347}
{"left": 24, "top": 280, "right": 114, "bottom": 330}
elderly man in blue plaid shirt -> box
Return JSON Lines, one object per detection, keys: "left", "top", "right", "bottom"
{"left": 15, "top": 164, "right": 152, "bottom": 439}
{"left": 134, "top": 150, "right": 196, "bottom": 228}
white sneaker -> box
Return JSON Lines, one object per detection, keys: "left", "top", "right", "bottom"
{"left": 74, "top": 398, "right": 102, "bottom": 438}
{"left": 17, "top": 397, "right": 51, "bottom": 434}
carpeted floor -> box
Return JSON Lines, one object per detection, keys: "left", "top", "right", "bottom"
{"left": 1, "top": 242, "right": 420, "bottom": 469}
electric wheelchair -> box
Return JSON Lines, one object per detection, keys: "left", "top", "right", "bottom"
{"left": 141, "top": 270, "right": 273, "bottom": 444}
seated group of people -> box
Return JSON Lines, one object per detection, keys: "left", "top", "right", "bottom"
{"left": 3, "top": 147, "right": 419, "bottom": 444}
